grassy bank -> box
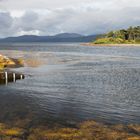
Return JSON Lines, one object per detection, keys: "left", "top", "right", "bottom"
{"left": 92, "top": 26, "right": 140, "bottom": 45}
{"left": 0, "top": 121, "right": 140, "bottom": 140}
{"left": 93, "top": 37, "right": 135, "bottom": 44}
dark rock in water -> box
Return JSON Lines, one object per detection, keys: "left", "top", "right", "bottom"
{"left": 0, "top": 71, "right": 25, "bottom": 85}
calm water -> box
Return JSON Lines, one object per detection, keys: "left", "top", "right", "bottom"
{"left": 0, "top": 43, "right": 140, "bottom": 126}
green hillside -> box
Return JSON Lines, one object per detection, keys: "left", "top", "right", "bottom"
{"left": 93, "top": 26, "right": 140, "bottom": 44}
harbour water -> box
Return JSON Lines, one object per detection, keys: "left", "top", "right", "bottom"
{"left": 0, "top": 43, "right": 140, "bottom": 127}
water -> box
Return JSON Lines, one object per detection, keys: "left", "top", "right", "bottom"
{"left": 0, "top": 43, "right": 140, "bottom": 126}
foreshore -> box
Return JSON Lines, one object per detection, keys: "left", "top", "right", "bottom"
{"left": 82, "top": 43, "right": 140, "bottom": 47}
{"left": 0, "top": 120, "right": 140, "bottom": 140}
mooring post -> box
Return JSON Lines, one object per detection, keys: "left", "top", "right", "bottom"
{"left": 20, "top": 74, "right": 23, "bottom": 80}
{"left": 5, "top": 71, "right": 8, "bottom": 85}
{"left": 13, "top": 73, "right": 16, "bottom": 82}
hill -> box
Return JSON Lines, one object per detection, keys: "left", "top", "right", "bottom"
{"left": 0, "top": 33, "right": 97, "bottom": 43}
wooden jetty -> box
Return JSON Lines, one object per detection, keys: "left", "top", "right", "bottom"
{"left": 0, "top": 71, "right": 25, "bottom": 85}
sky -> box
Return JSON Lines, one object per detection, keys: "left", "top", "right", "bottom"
{"left": 0, "top": 0, "right": 140, "bottom": 37}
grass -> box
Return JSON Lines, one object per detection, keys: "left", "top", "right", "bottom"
{"left": 93, "top": 37, "right": 136, "bottom": 44}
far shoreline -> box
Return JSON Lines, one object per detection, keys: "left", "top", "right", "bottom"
{"left": 81, "top": 43, "right": 140, "bottom": 47}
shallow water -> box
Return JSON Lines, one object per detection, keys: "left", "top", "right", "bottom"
{"left": 0, "top": 43, "right": 140, "bottom": 126}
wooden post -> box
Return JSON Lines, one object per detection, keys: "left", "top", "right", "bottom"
{"left": 5, "top": 72, "right": 8, "bottom": 85}
{"left": 13, "top": 73, "right": 16, "bottom": 82}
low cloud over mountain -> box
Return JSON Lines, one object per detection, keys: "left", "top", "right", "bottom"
{"left": 0, "top": 0, "right": 140, "bottom": 38}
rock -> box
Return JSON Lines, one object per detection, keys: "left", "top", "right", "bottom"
{"left": 0, "top": 54, "right": 24, "bottom": 69}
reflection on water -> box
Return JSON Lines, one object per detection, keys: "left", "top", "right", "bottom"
{"left": 0, "top": 43, "right": 140, "bottom": 127}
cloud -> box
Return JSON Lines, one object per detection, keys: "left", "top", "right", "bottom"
{"left": 0, "top": 0, "right": 94, "bottom": 10}
{"left": 0, "top": 0, "right": 140, "bottom": 37}
{"left": 0, "top": 12, "right": 14, "bottom": 37}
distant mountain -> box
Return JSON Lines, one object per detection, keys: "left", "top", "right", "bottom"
{"left": 0, "top": 33, "right": 97, "bottom": 43}
{"left": 54, "top": 33, "right": 83, "bottom": 38}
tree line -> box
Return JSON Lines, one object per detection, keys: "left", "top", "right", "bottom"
{"left": 106, "top": 26, "right": 140, "bottom": 42}
{"left": 93, "top": 26, "right": 140, "bottom": 44}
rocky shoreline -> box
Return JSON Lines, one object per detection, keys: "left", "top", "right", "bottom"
{"left": 0, "top": 54, "right": 24, "bottom": 69}
{"left": 0, "top": 54, "right": 25, "bottom": 84}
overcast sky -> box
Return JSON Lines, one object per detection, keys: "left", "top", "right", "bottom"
{"left": 0, "top": 0, "right": 140, "bottom": 37}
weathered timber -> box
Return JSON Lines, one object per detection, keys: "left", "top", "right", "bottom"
{"left": 0, "top": 71, "right": 25, "bottom": 85}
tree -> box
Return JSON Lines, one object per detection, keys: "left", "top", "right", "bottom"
{"left": 107, "top": 31, "right": 114, "bottom": 38}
